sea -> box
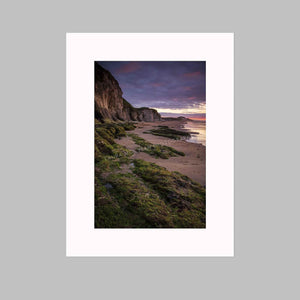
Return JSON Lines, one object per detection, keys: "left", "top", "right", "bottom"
{"left": 182, "top": 120, "right": 206, "bottom": 146}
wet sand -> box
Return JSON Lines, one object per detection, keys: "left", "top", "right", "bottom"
{"left": 116, "top": 120, "right": 206, "bottom": 186}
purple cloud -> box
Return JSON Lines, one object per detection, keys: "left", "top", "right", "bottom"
{"left": 96, "top": 61, "right": 206, "bottom": 114}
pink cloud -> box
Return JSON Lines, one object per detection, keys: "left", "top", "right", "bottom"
{"left": 117, "top": 62, "right": 141, "bottom": 74}
{"left": 184, "top": 71, "right": 201, "bottom": 78}
{"left": 152, "top": 82, "right": 163, "bottom": 87}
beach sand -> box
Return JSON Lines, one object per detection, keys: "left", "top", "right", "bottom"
{"left": 116, "top": 120, "right": 206, "bottom": 186}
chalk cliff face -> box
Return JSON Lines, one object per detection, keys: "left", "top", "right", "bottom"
{"left": 95, "top": 62, "right": 161, "bottom": 122}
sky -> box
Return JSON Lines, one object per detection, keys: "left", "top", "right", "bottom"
{"left": 97, "top": 61, "right": 206, "bottom": 120}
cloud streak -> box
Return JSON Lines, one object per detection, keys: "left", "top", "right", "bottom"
{"left": 184, "top": 71, "right": 202, "bottom": 78}
{"left": 116, "top": 62, "right": 141, "bottom": 73}
{"left": 152, "top": 103, "right": 206, "bottom": 115}
{"left": 97, "top": 61, "right": 206, "bottom": 117}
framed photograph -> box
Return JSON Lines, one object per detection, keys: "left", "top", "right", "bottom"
{"left": 66, "top": 33, "right": 234, "bottom": 256}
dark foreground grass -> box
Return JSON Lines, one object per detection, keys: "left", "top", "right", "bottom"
{"left": 128, "top": 133, "right": 185, "bottom": 159}
{"left": 144, "top": 126, "right": 191, "bottom": 140}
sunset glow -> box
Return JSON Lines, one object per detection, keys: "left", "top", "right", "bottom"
{"left": 153, "top": 103, "right": 206, "bottom": 115}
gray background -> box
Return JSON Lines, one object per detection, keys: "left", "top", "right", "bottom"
{"left": 1, "top": 0, "right": 299, "bottom": 299}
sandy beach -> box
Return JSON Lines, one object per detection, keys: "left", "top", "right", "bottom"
{"left": 116, "top": 120, "right": 206, "bottom": 186}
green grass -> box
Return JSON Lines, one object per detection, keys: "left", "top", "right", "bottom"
{"left": 128, "top": 133, "right": 185, "bottom": 159}
{"left": 144, "top": 126, "right": 191, "bottom": 140}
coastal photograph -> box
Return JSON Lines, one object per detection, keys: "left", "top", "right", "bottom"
{"left": 94, "top": 61, "right": 206, "bottom": 228}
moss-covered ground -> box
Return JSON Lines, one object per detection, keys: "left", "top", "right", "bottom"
{"left": 128, "top": 133, "right": 185, "bottom": 159}
{"left": 95, "top": 120, "right": 135, "bottom": 171}
{"left": 94, "top": 119, "right": 205, "bottom": 228}
{"left": 144, "top": 125, "right": 191, "bottom": 140}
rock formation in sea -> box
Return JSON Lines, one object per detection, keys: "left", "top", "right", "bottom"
{"left": 162, "top": 116, "right": 192, "bottom": 121}
{"left": 95, "top": 62, "right": 161, "bottom": 122}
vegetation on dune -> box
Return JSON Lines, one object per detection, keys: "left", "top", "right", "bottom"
{"left": 144, "top": 125, "right": 191, "bottom": 140}
{"left": 128, "top": 133, "right": 185, "bottom": 159}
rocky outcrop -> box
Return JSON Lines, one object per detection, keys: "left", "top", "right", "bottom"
{"left": 136, "top": 107, "right": 161, "bottom": 122}
{"left": 95, "top": 62, "right": 161, "bottom": 122}
{"left": 162, "top": 116, "right": 192, "bottom": 121}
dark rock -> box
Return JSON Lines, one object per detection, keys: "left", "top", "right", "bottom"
{"left": 105, "top": 183, "right": 113, "bottom": 190}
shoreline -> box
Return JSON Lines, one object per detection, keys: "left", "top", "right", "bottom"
{"left": 116, "top": 120, "right": 206, "bottom": 186}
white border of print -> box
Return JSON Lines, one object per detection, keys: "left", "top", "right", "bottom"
{"left": 66, "top": 33, "right": 234, "bottom": 256}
